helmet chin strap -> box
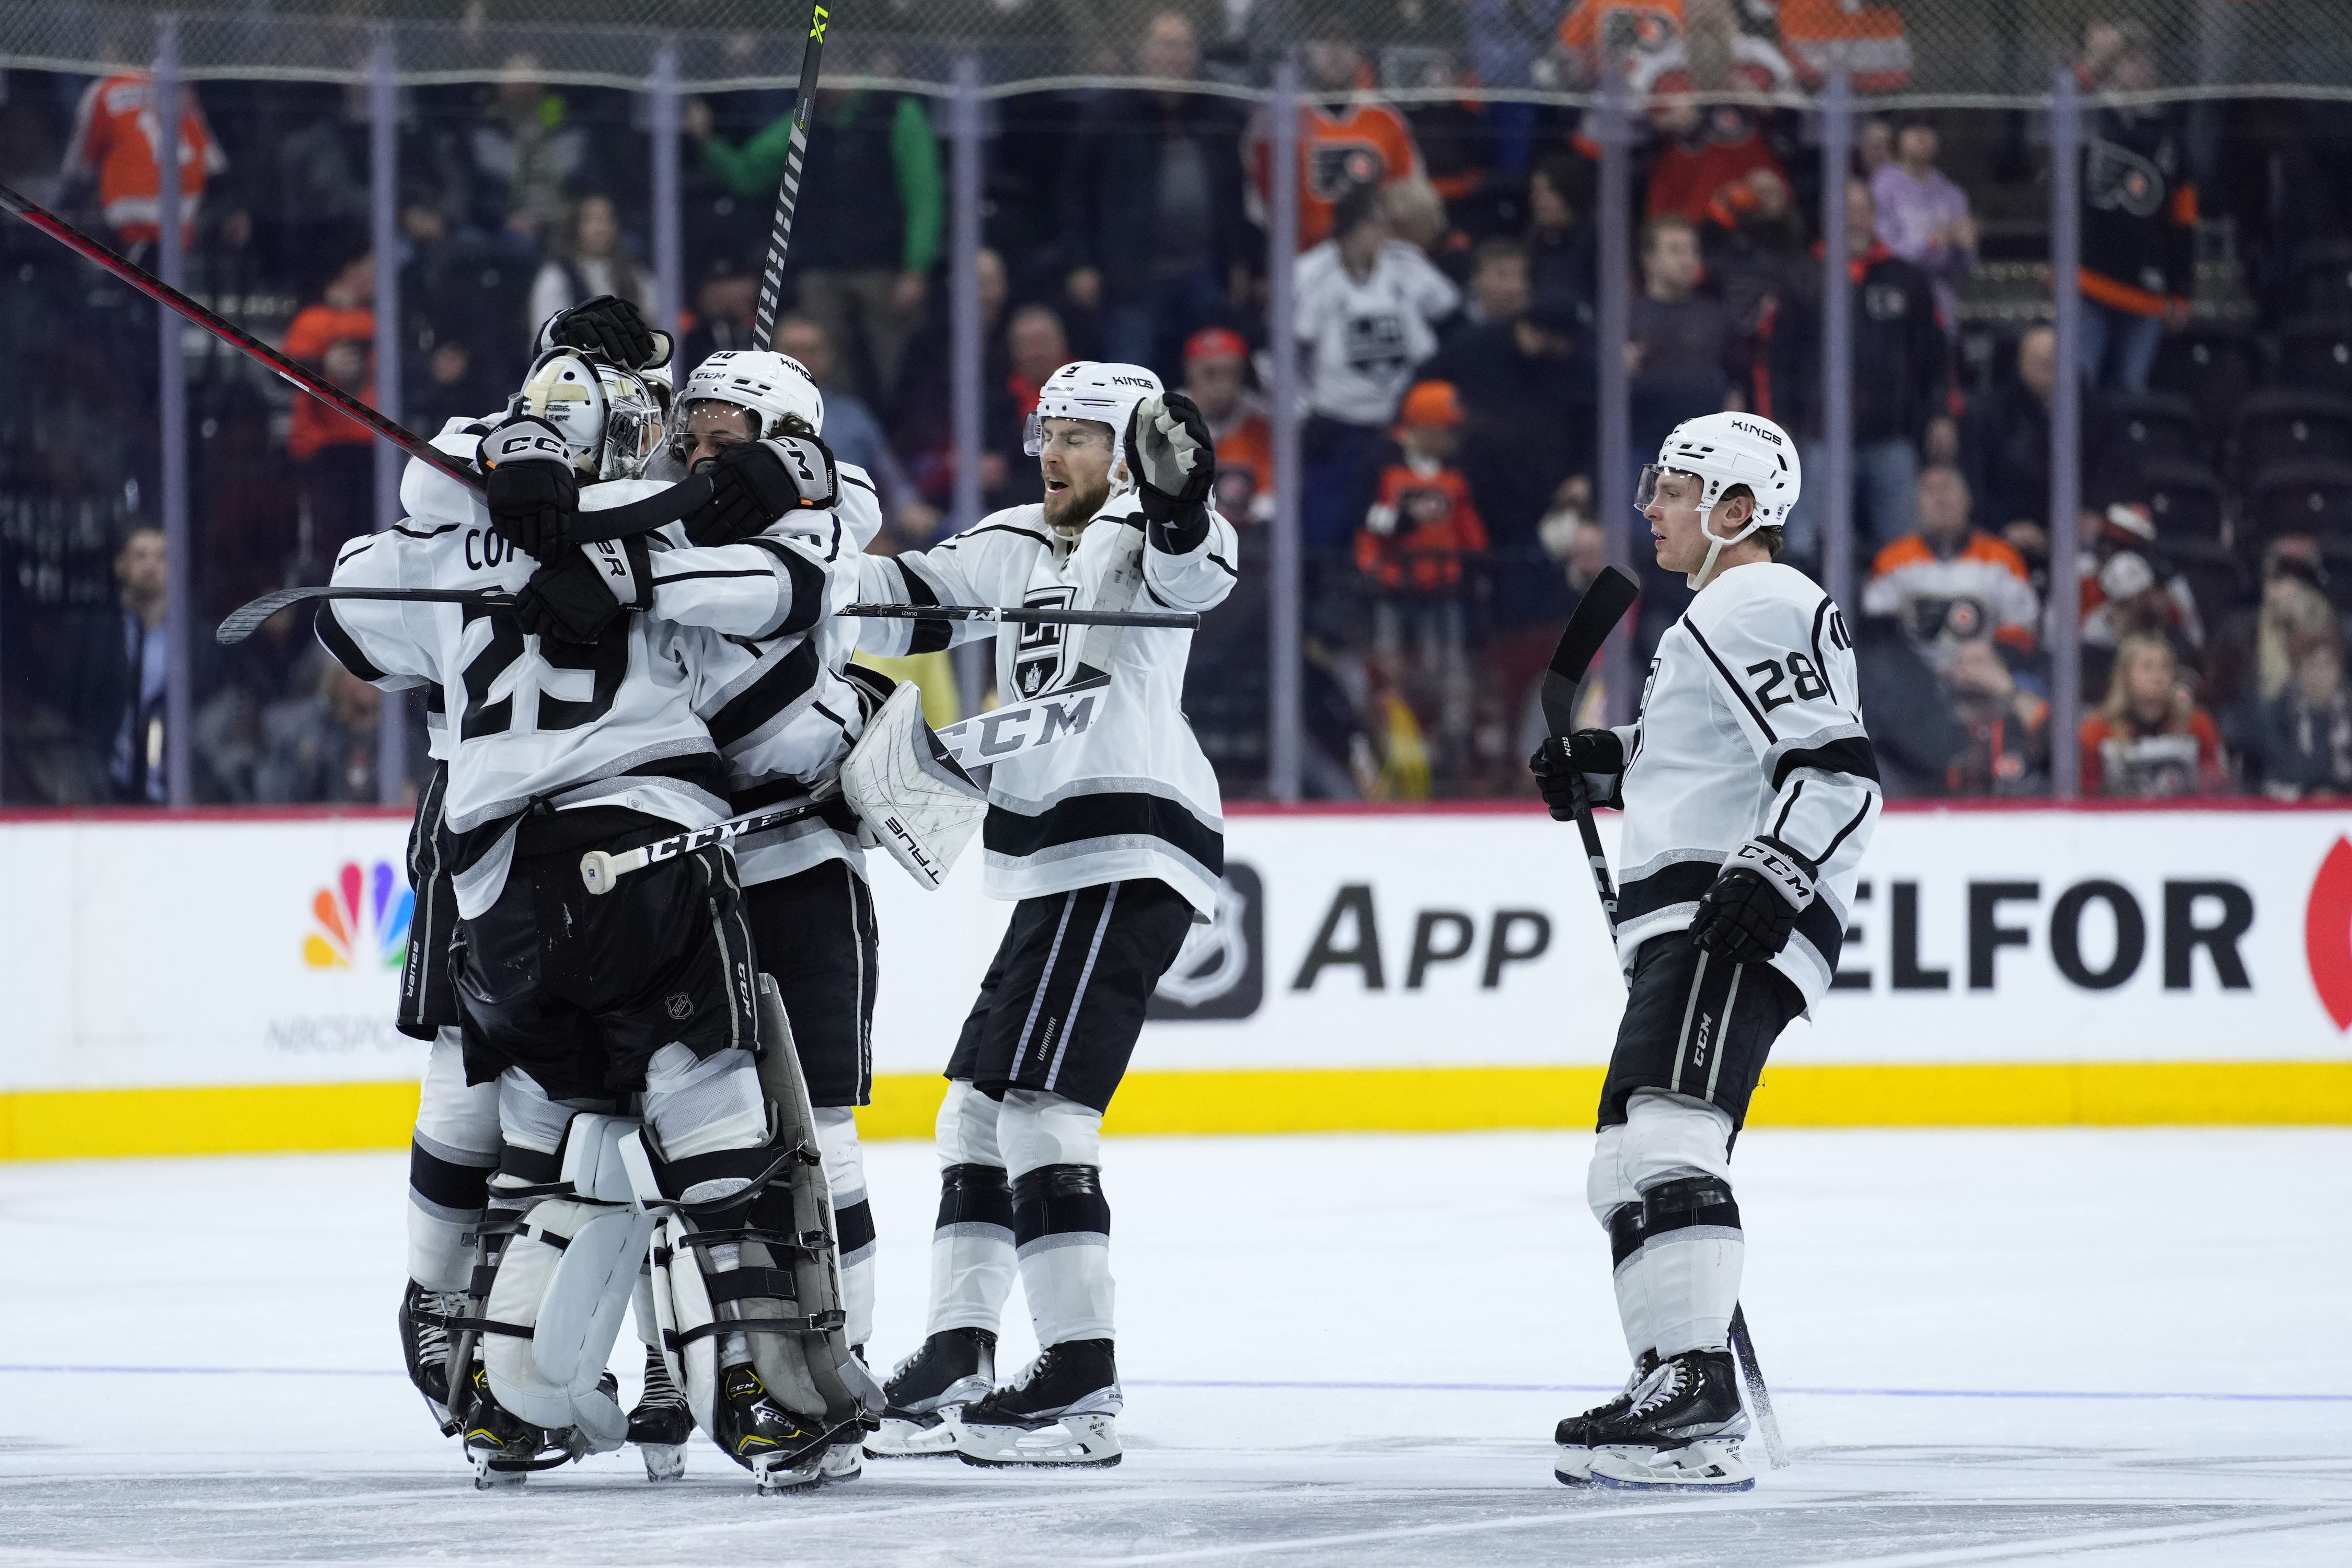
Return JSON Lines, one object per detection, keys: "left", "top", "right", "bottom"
{"left": 1685, "top": 504, "right": 1766, "bottom": 591}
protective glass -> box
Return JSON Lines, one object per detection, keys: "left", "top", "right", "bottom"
{"left": 1022, "top": 412, "right": 1114, "bottom": 458}
{"left": 1635, "top": 465, "right": 1702, "bottom": 512}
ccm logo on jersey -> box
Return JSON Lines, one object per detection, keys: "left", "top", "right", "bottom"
{"left": 935, "top": 689, "right": 1100, "bottom": 766}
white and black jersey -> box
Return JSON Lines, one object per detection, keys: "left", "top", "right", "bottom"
{"left": 319, "top": 421, "right": 838, "bottom": 916}
{"left": 1611, "top": 561, "right": 1881, "bottom": 1003}
{"left": 668, "top": 461, "right": 886, "bottom": 887}
{"left": 851, "top": 493, "right": 1237, "bottom": 917}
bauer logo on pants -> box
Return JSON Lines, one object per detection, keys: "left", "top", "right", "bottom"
{"left": 1149, "top": 863, "right": 1263, "bottom": 1022}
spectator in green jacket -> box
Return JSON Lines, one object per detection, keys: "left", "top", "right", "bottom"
{"left": 687, "top": 79, "right": 942, "bottom": 404}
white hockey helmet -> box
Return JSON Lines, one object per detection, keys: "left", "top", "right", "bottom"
{"left": 1023, "top": 360, "right": 1163, "bottom": 469}
{"left": 675, "top": 350, "right": 825, "bottom": 446}
{"left": 1638, "top": 410, "right": 1804, "bottom": 589}
{"left": 514, "top": 348, "right": 668, "bottom": 482}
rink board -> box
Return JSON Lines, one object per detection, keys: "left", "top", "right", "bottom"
{"left": 3, "top": 804, "right": 2350, "bottom": 1155}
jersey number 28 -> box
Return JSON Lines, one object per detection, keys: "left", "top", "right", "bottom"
{"left": 1745, "top": 651, "right": 1829, "bottom": 712}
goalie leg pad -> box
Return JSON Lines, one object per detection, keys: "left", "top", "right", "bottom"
{"left": 928, "top": 1080, "right": 1016, "bottom": 1335}
{"left": 840, "top": 680, "right": 987, "bottom": 890}
{"left": 408, "top": 1029, "right": 500, "bottom": 1292}
{"left": 479, "top": 1196, "right": 635, "bottom": 1449}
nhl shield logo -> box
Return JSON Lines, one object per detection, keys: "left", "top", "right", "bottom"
{"left": 666, "top": 992, "right": 694, "bottom": 1021}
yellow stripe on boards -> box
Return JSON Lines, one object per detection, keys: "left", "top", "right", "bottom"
{"left": 3, "top": 1063, "right": 2348, "bottom": 1161}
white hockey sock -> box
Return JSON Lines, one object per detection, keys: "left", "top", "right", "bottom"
{"left": 1641, "top": 1178, "right": 1744, "bottom": 1357}
{"left": 1002, "top": 1089, "right": 1114, "bottom": 1347}
{"left": 407, "top": 1030, "right": 500, "bottom": 1291}
{"left": 812, "top": 1106, "right": 875, "bottom": 1348}
{"left": 927, "top": 1080, "right": 1016, "bottom": 1336}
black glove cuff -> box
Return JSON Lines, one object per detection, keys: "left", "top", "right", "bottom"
{"left": 1140, "top": 486, "right": 1212, "bottom": 554}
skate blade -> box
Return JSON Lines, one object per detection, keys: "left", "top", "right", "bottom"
{"left": 752, "top": 1455, "right": 826, "bottom": 1494}
{"left": 819, "top": 1440, "right": 863, "bottom": 1481}
{"left": 864, "top": 1414, "right": 964, "bottom": 1458}
{"left": 1589, "top": 1439, "right": 1754, "bottom": 1492}
{"left": 470, "top": 1459, "right": 530, "bottom": 1490}
{"left": 638, "top": 1443, "right": 686, "bottom": 1482}
{"left": 954, "top": 1413, "right": 1122, "bottom": 1468}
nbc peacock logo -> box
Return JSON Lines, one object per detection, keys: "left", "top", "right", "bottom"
{"left": 303, "top": 860, "right": 412, "bottom": 971}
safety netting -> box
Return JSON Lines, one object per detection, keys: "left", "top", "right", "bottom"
{"left": 3, "top": 0, "right": 2351, "bottom": 100}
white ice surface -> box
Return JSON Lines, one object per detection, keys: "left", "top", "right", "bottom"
{"left": 2, "top": 1129, "right": 2348, "bottom": 1565}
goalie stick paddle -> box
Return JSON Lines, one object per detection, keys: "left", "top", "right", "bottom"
{"left": 1540, "top": 567, "right": 1791, "bottom": 1470}
{"left": 754, "top": 0, "right": 835, "bottom": 349}
{"left": 843, "top": 602, "right": 1201, "bottom": 630}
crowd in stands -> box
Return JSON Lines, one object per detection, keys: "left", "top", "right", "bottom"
{"left": 9, "top": 4, "right": 2352, "bottom": 808}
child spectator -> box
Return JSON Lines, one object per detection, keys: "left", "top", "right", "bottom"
{"left": 1862, "top": 463, "right": 2040, "bottom": 674}
{"left": 1356, "top": 381, "right": 1489, "bottom": 780}
{"left": 283, "top": 249, "right": 379, "bottom": 549}
{"left": 2245, "top": 632, "right": 2352, "bottom": 800}
{"left": 2081, "top": 633, "right": 2226, "bottom": 797}
{"left": 1182, "top": 327, "right": 1276, "bottom": 526}
{"left": 1296, "top": 183, "right": 1460, "bottom": 549}
{"left": 2077, "top": 502, "right": 2205, "bottom": 701}
{"left": 1459, "top": 237, "right": 1532, "bottom": 331}
{"left": 1870, "top": 118, "right": 1975, "bottom": 337}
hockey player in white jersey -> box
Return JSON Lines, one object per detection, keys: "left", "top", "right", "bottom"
{"left": 615, "top": 347, "right": 897, "bottom": 1482}
{"left": 851, "top": 362, "right": 1236, "bottom": 1467}
{"left": 329, "top": 313, "right": 880, "bottom": 1488}
{"left": 1530, "top": 412, "right": 1878, "bottom": 1491}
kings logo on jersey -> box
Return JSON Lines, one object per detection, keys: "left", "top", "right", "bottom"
{"left": 1012, "top": 585, "right": 1075, "bottom": 699}
{"left": 302, "top": 859, "right": 411, "bottom": 971}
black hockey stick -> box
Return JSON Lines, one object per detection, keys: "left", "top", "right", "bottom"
{"left": 1539, "top": 567, "right": 1791, "bottom": 1470}
{"left": 1, "top": 179, "right": 719, "bottom": 540}
{"left": 843, "top": 602, "right": 1201, "bottom": 631}
{"left": 753, "top": 0, "right": 835, "bottom": 349}
{"left": 215, "top": 586, "right": 514, "bottom": 644}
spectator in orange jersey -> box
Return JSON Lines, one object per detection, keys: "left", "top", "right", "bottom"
{"left": 61, "top": 68, "right": 226, "bottom": 252}
{"left": 2081, "top": 633, "right": 2226, "bottom": 797}
{"left": 1182, "top": 327, "right": 1276, "bottom": 526}
{"left": 1862, "top": 464, "right": 2040, "bottom": 675}
{"left": 1627, "top": 3, "right": 1794, "bottom": 224}
{"left": 1357, "top": 380, "right": 1489, "bottom": 779}
{"left": 1554, "top": 0, "right": 1683, "bottom": 84}
{"left": 283, "top": 249, "right": 380, "bottom": 551}
{"left": 1247, "top": 11, "right": 1423, "bottom": 249}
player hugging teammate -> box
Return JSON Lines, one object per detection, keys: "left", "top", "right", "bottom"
{"left": 349, "top": 296, "right": 916, "bottom": 1491}
{"left": 1532, "top": 412, "right": 1878, "bottom": 1491}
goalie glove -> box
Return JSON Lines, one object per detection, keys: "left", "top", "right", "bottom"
{"left": 539, "top": 294, "right": 672, "bottom": 371}
{"left": 1125, "top": 390, "right": 1216, "bottom": 552}
{"left": 481, "top": 415, "right": 579, "bottom": 561}
{"left": 513, "top": 538, "right": 652, "bottom": 646}
{"left": 838, "top": 681, "right": 987, "bottom": 891}
{"left": 683, "top": 435, "right": 838, "bottom": 546}
{"left": 1689, "top": 835, "right": 1817, "bottom": 966}
{"left": 1528, "top": 729, "right": 1624, "bottom": 818}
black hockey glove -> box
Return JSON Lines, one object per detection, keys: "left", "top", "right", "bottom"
{"left": 1126, "top": 390, "right": 1217, "bottom": 552}
{"left": 480, "top": 416, "right": 579, "bottom": 561}
{"left": 512, "top": 538, "right": 652, "bottom": 645}
{"left": 1689, "top": 835, "right": 1818, "bottom": 966}
{"left": 545, "top": 293, "right": 664, "bottom": 370}
{"left": 684, "top": 434, "right": 839, "bottom": 546}
{"left": 1528, "top": 729, "right": 1625, "bottom": 820}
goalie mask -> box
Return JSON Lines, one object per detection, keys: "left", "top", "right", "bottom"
{"left": 1637, "top": 411, "right": 1803, "bottom": 590}
{"left": 514, "top": 348, "right": 668, "bottom": 482}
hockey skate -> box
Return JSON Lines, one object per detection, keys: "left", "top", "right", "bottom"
{"left": 1582, "top": 1350, "right": 1755, "bottom": 1492}
{"left": 457, "top": 1365, "right": 604, "bottom": 1488}
{"left": 818, "top": 1350, "right": 870, "bottom": 1481}
{"left": 1552, "top": 1351, "right": 1658, "bottom": 1485}
{"left": 397, "top": 1281, "right": 468, "bottom": 1436}
{"left": 952, "top": 1339, "right": 1123, "bottom": 1469}
{"left": 866, "top": 1327, "right": 996, "bottom": 1458}
{"left": 626, "top": 1345, "right": 693, "bottom": 1482}
{"left": 712, "top": 1362, "right": 834, "bottom": 1493}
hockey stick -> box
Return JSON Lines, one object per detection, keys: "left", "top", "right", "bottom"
{"left": 215, "top": 586, "right": 513, "bottom": 644}
{"left": 843, "top": 602, "right": 1201, "bottom": 630}
{"left": 1, "top": 179, "right": 718, "bottom": 539}
{"left": 753, "top": 0, "right": 834, "bottom": 349}
{"left": 1539, "top": 566, "right": 1791, "bottom": 1471}
{"left": 580, "top": 674, "right": 1112, "bottom": 894}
